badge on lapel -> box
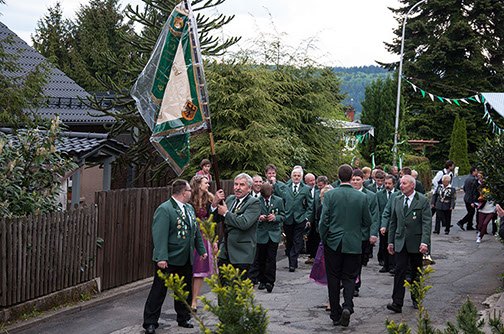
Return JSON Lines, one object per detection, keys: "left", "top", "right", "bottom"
{"left": 412, "top": 211, "right": 417, "bottom": 219}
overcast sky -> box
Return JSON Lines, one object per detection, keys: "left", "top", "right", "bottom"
{"left": 1, "top": 0, "right": 402, "bottom": 67}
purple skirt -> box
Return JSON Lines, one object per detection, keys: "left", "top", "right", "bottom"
{"left": 193, "top": 232, "right": 214, "bottom": 278}
{"left": 309, "top": 243, "right": 327, "bottom": 286}
{"left": 308, "top": 243, "right": 360, "bottom": 287}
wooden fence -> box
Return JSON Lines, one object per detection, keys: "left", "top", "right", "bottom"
{"left": 95, "top": 180, "right": 235, "bottom": 290}
{"left": 0, "top": 206, "right": 98, "bottom": 307}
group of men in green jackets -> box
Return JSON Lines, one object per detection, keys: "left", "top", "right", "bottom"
{"left": 142, "top": 162, "right": 432, "bottom": 332}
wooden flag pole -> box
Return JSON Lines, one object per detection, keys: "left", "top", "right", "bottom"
{"left": 183, "top": 0, "right": 221, "bottom": 189}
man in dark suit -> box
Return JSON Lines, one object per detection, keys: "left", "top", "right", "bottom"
{"left": 376, "top": 174, "right": 397, "bottom": 273}
{"left": 319, "top": 164, "right": 371, "bottom": 327}
{"left": 252, "top": 183, "right": 285, "bottom": 293}
{"left": 387, "top": 175, "right": 431, "bottom": 313}
{"left": 279, "top": 168, "right": 313, "bottom": 272}
{"left": 143, "top": 180, "right": 207, "bottom": 333}
{"left": 213, "top": 173, "right": 261, "bottom": 275}
{"left": 457, "top": 166, "right": 479, "bottom": 231}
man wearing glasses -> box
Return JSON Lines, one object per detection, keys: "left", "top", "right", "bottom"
{"left": 143, "top": 179, "right": 207, "bottom": 333}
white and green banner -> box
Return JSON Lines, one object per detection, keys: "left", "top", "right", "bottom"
{"left": 131, "top": 3, "right": 209, "bottom": 175}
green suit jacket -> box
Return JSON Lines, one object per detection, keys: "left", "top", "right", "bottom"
{"left": 380, "top": 190, "right": 400, "bottom": 230}
{"left": 151, "top": 198, "right": 206, "bottom": 266}
{"left": 319, "top": 184, "right": 372, "bottom": 254}
{"left": 388, "top": 192, "right": 432, "bottom": 253}
{"left": 279, "top": 182, "right": 313, "bottom": 225}
{"left": 307, "top": 187, "right": 320, "bottom": 225}
{"left": 256, "top": 195, "right": 285, "bottom": 244}
{"left": 361, "top": 187, "right": 379, "bottom": 239}
{"left": 218, "top": 194, "right": 261, "bottom": 264}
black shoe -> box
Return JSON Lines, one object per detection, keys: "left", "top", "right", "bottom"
{"left": 386, "top": 303, "right": 402, "bottom": 313}
{"left": 338, "top": 309, "right": 351, "bottom": 327}
{"left": 289, "top": 267, "right": 296, "bottom": 272}
{"left": 178, "top": 321, "right": 194, "bottom": 328}
{"left": 467, "top": 226, "right": 476, "bottom": 231}
{"left": 145, "top": 324, "right": 156, "bottom": 334}
{"left": 433, "top": 231, "right": 440, "bottom": 235}
{"left": 457, "top": 221, "right": 465, "bottom": 231}
{"left": 379, "top": 266, "right": 389, "bottom": 273}
{"left": 412, "top": 300, "right": 419, "bottom": 309}
{"left": 353, "top": 289, "right": 359, "bottom": 297}
{"left": 389, "top": 268, "right": 396, "bottom": 275}
{"left": 258, "top": 282, "right": 266, "bottom": 290}
{"left": 191, "top": 308, "right": 197, "bottom": 314}
{"left": 444, "top": 231, "right": 449, "bottom": 235}
{"left": 265, "top": 283, "right": 274, "bottom": 293}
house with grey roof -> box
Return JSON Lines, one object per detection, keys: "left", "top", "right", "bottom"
{"left": 0, "top": 21, "right": 128, "bottom": 208}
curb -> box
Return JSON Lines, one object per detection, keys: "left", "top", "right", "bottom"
{"left": 6, "top": 277, "right": 152, "bottom": 333}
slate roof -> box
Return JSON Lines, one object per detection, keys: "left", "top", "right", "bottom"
{"left": 0, "top": 21, "right": 116, "bottom": 125}
{"left": 0, "top": 128, "right": 128, "bottom": 161}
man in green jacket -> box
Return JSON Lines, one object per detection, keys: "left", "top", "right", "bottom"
{"left": 350, "top": 169, "right": 379, "bottom": 297}
{"left": 387, "top": 175, "right": 431, "bottom": 313}
{"left": 213, "top": 173, "right": 261, "bottom": 275}
{"left": 319, "top": 164, "right": 372, "bottom": 327}
{"left": 251, "top": 183, "right": 285, "bottom": 293}
{"left": 143, "top": 180, "right": 207, "bottom": 333}
{"left": 376, "top": 174, "right": 397, "bottom": 273}
{"left": 278, "top": 167, "right": 313, "bottom": 272}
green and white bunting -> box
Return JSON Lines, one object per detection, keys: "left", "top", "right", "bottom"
{"left": 402, "top": 76, "right": 504, "bottom": 136}
{"left": 131, "top": 2, "right": 210, "bottom": 175}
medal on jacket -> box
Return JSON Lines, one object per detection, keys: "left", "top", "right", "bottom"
{"left": 177, "top": 212, "right": 189, "bottom": 239}
{"left": 412, "top": 211, "right": 417, "bottom": 220}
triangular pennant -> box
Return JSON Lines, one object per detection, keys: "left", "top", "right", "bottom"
{"left": 460, "top": 99, "right": 469, "bottom": 104}
{"left": 445, "top": 98, "right": 452, "bottom": 104}
{"left": 468, "top": 97, "right": 477, "bottom": 102}
{"left": 421, "top": 90, "right": 426, "bottom": 98}
{"left": 474, "top": 95, "right": 481, "bottom": 103}
{"left": 436, "top": 96, "right": 444, "bottom": 102}
{"left": 453, "top": 99, "right": 460, "bottom": 106}
{"left": 429, "top": 93, "right": 434, "bottom": 101}
{"left": 412, "top": 84, "right": 418, "bottom": 92}
{"left": 481, "top": 94, "right": 485, "bottom": 103}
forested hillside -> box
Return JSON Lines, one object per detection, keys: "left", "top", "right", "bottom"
{"left": 333, "top": 65, "right": 391, "bottom": 117}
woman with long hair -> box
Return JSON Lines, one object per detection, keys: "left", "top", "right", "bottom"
{"left": 189, "top": 175, "right": 218, "bottom": 312}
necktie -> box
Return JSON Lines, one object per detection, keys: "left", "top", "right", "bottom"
{"left": 387, "top": 191, "right": 391, "bottom": 200}
{"left": 184, "top": 205, "right": 191, "bottom": 226}
{"left": 231, "top": 200, "right": 239, "bottom": 213}
{"left": 403, "top": 197, "right": 409, "bottom": 216}
{"left": 294, "top": 185, "right": 298, "bottom": 195}
{"left": 266, "top": 199, "right": 269, "bottom": 210}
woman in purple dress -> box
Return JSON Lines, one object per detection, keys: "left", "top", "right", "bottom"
{"left": 190, "top": 175, "right": 218, "bottom": 311}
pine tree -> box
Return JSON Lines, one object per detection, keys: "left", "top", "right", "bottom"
{"left": 449, "top": 115, "right": 470, "bottom": 175}
{"left": 33, "top": 0, "right": 138, "bottom": 92}
{"left": 384, "top": 0, "right": 504, "bottom": 169}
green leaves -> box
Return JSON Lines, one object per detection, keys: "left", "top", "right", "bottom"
{"left": 0, "top": 118, "right": 77, "bottom": 218}
{"left": 477, "top": 134, "right": 504, "bottom": 204}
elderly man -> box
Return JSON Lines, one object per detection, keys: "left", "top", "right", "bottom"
{"left": 387, "top": 175, "right": 431, "bottom": 313}
{"left": 319, "top": 164, "right": 371, "bottom": 327}
{"left": 213, "top": 173, "right": 261, "bottom": 275}
{"left": 280, "top": 168, "right": 313, "bottom": 272}
{"left": 143, "top": 180, "right": 207, "bottom": 333}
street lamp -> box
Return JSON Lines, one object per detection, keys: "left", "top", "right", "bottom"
{"left": 393, "top": 0, "right": 428, "bottom": 165}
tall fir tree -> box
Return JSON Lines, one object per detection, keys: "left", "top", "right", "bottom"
{"left": 384, "top": 0, "right": 504, "bottom": 169}
{"left": 33, "top": 0, "right": 138, "bottom": 92}
{"left": 449, "top": 115, "right": 470, "bottom": 174}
